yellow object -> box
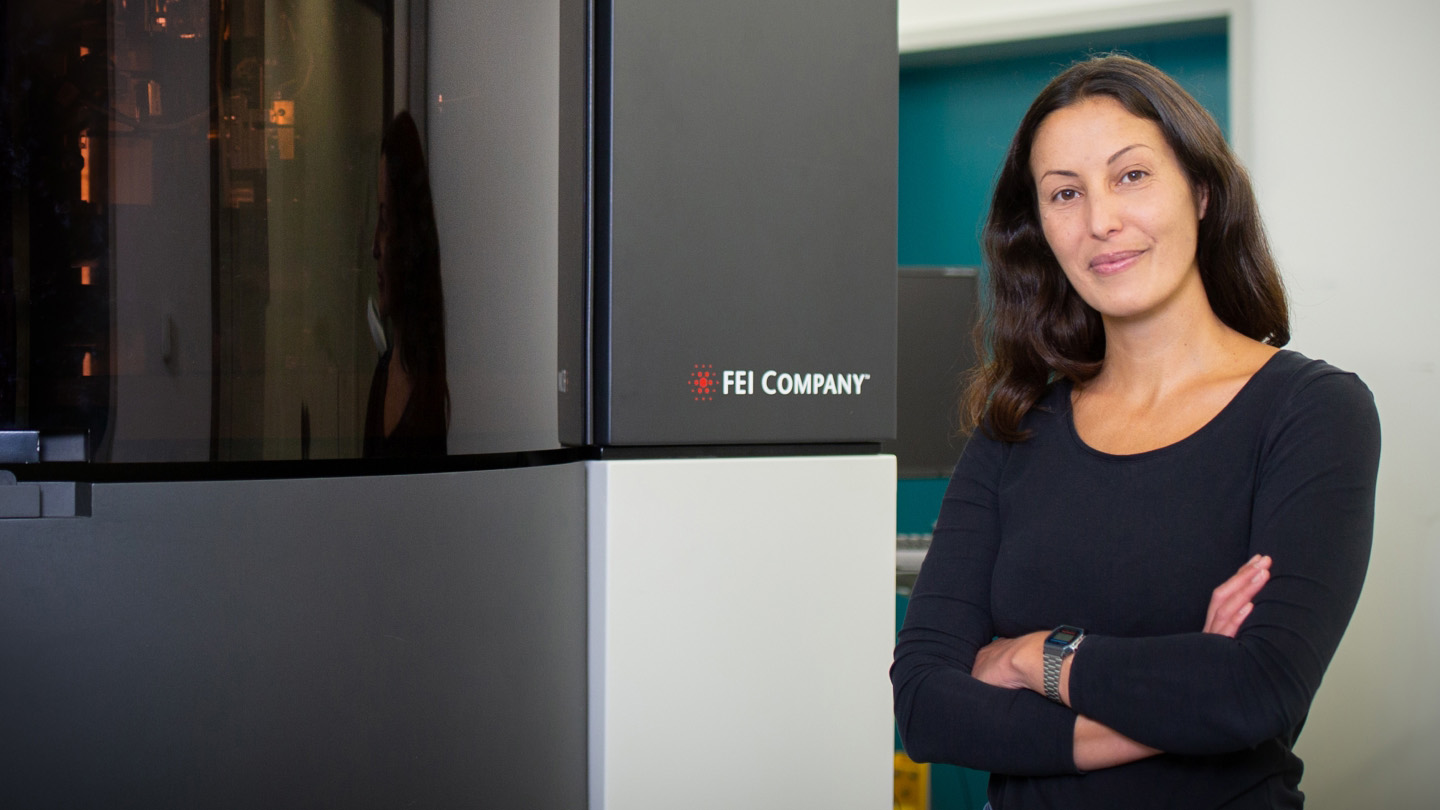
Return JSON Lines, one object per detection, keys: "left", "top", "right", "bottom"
{"left": 270, "top": 100, "right": 297, "bottom": 160}
{"left": 894, "top": 750, "right": 929, "bottom": 810}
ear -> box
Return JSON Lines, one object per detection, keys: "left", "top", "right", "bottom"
{"left": 1197, "top": 185, "right": 1210, "bottom": 220}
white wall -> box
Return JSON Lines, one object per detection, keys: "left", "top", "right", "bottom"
{"left": 900, "top": 0, "right": 1220, "bottom": 50}
{"left": 1249, "top": 3, "right": 1440, "bottom": 805}
{"left": 898, "top": 0, "right": 1440, "bottom": 805}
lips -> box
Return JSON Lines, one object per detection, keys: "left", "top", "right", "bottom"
{"left": 1089, "top": 249, "right": 1145, "bottom": 276}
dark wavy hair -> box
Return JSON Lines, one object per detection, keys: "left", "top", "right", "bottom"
{"left": 380, "top": 110, "right": 449, "bottom": 422}
{"left": 964, "top": 55, "right": 1287, "bottom": 441}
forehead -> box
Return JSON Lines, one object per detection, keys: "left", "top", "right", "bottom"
{"left": 1029, "top": 96, "right": 1172, "bottom": 172}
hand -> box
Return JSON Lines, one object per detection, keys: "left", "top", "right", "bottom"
{"left": 972, "top": 631, "right": 1047, "bottom": 691}
{"left": 1203, "top": 554, "right": 1271, "bottom": 637}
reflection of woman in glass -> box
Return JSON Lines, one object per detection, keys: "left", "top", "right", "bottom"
{"left": 364, "top": 111, "right": 449, "bottom": 457}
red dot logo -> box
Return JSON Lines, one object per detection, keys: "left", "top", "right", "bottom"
{"left": 689, "top": 364, "right": 716, "bottom": 401}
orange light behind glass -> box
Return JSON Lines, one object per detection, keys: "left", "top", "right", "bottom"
{"left": 79, "top": 135, "right": 91, "bottom": 203}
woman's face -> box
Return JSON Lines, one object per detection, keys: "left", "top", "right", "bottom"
{"left": 373, "top": 156, "right": 394, "bottom": 318}
{"left": 1029, "top": 96, "right": 1208, "bottom": 325}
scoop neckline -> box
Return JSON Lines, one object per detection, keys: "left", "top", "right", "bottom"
{"left": 1064, "top": 349, "right": 1292, "bottom": 461}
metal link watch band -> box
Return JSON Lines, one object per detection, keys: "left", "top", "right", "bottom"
{"left": 1043, "top": 647, "right": 1065, "bottom": 703}
{"left": 1042, "top": 625, "right": 1084, "bottom": 703}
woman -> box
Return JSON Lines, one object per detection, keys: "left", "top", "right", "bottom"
{"left": 891, "top": 56, "right": 1380, "bottom": 808}
{"left": 365, "top": 110, "right": 449, "bottom": 458}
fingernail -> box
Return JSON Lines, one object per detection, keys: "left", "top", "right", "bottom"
{"left": 1249, "top": 554, "right": 1261, "bottom": 565}
{"left": 1239, "top": 602, "right": 1253, "bottom": 616}
{"left": 1251, "top": 570, "right": 1267, "bottom": 584}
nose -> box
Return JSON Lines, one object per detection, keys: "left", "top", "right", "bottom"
{"left": 1088, "top": 189, "right": 1123, "bottom": 239}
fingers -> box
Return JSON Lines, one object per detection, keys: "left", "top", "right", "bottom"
{"left": 971, "top": 634, "right": 1039, "bottom": 691}
{"left": 1223, "top": 554, "right": 1271, "bottom": 606}
{"left": 1209, "top": 555, "right": 1270, "bottom": 631}
{"left": 1206, "top": 554, "right": 1270, "bottom": 635}
{"left": 972, "top": 636, "right": 1017, "bottom": 688}
{"left": 1207, "top": 598, "right": 1255, "bottom": 638}
{"left": 1203, "top": 554, "right": 1272, "bottom": 637}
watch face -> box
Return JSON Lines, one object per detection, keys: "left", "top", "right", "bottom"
{"left": 1047, "top": 626, "right": 1082, "bottom": 646}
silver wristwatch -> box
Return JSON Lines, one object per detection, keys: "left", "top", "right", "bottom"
{"left": 1042, "top": 625, "right": 1085, "bottom": 703}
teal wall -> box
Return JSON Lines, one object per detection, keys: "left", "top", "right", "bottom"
{"left": 897, "top": 477, "right": 949, "bottom": 534}
{"left": 894, "top": 33, "right": 1229, "bottom": 810}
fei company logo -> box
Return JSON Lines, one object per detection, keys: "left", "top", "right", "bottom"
{"left": 688, "top": 364, "right": 718, "bottom": 401}
{"left": 688, "top": 364, "right": 872, "bottom": 401}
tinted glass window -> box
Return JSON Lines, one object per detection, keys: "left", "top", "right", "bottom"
{"left": 4, "top": 1, "right": 567, "bottom": 465}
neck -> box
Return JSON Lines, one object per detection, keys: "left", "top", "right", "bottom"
{"left": 1091, "top": 284, "right": 1248, "bottom": 399}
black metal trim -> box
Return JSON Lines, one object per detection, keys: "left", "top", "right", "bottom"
{"left": 2, "top": 447, "right": 596, "bottom": 484}
{"left": 591, "top": 0, "right": 613, "bottom": 444}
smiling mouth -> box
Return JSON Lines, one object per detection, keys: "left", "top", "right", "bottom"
{"left": 1089, "top": 250, "right": 1144, "bottom": 275}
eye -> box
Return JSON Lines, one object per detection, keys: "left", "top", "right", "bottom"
{"left": 1050, "top": 188, "right": 1080, "bottom": 203}
{"left": 1119, "top": 169, "right": 1148, "bottom": 184}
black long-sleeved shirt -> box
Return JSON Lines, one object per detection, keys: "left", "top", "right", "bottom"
{"left": 892, "top": 350, "right": 1381, "bottom": 809}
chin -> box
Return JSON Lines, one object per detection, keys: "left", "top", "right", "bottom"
{"left": 1080, "top": 293, "right": 1154, "bottom": 322}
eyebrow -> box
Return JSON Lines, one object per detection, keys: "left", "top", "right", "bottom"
{"left": 1038, "top": 143, "right": 1152, "bottom": 183}
{"left": 1107, "top": 143, "right": 1149, "bottom": 165}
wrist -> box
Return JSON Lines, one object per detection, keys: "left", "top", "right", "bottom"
{"left": 1023, "top": 631, "right": 1050, "bottom": 693}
